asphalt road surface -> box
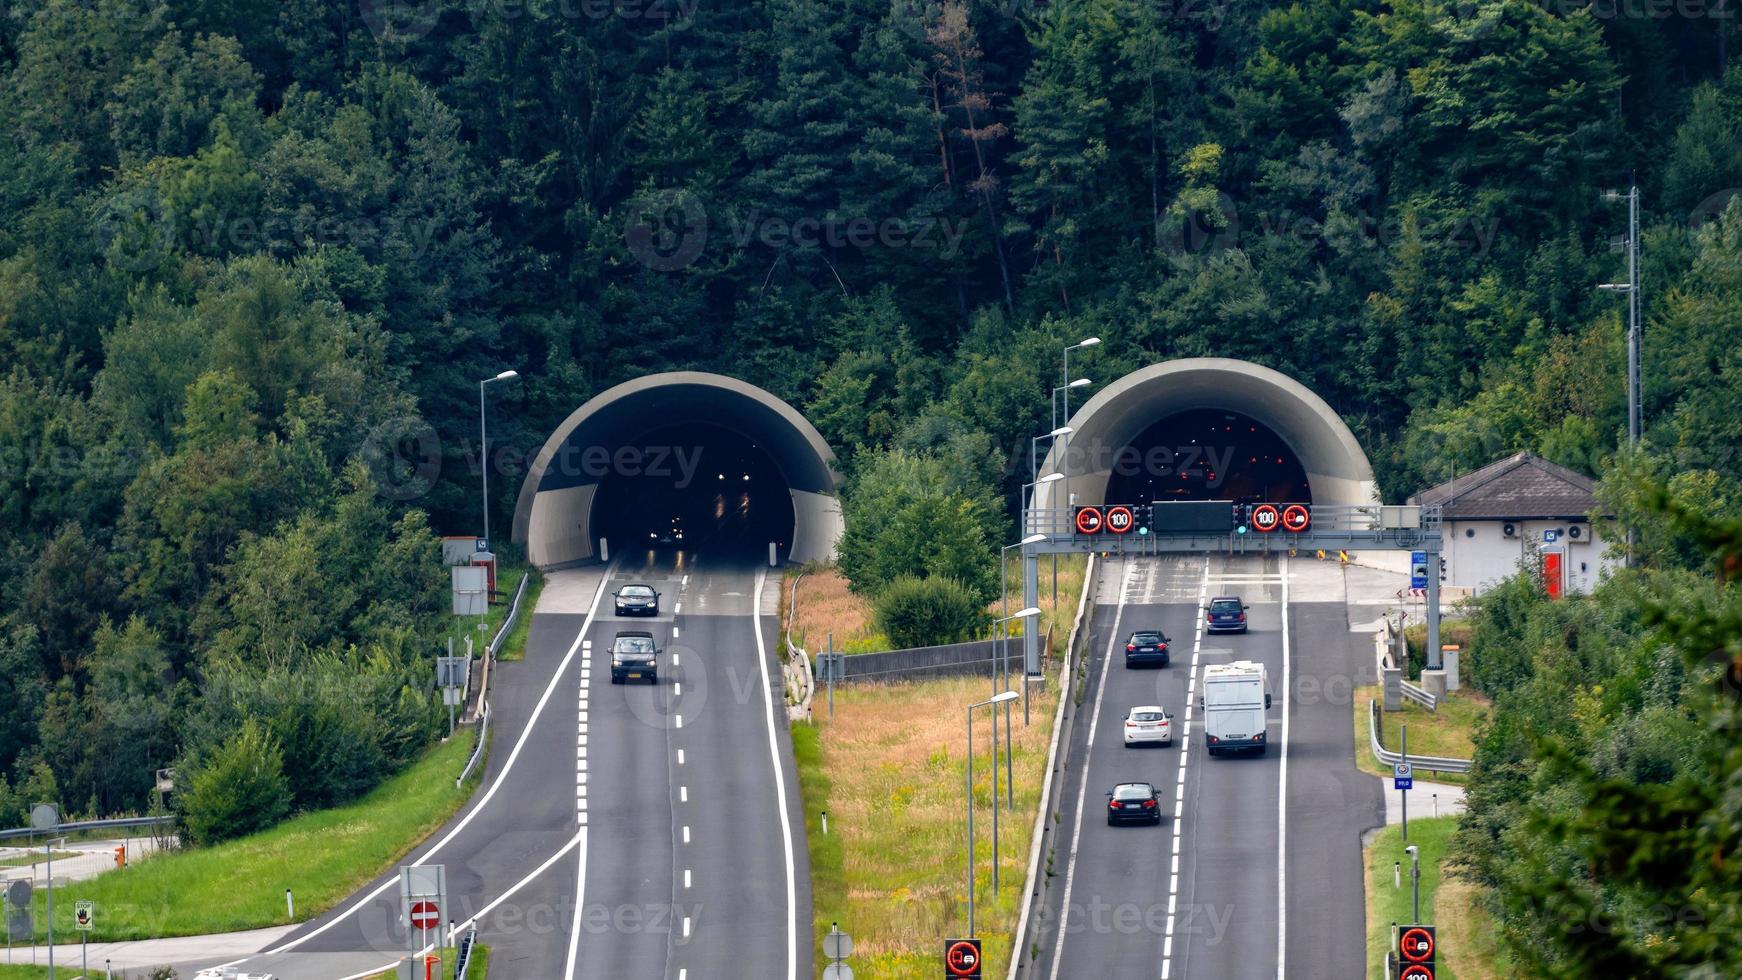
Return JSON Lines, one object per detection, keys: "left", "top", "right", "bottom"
{"left": 204, "top": 551, "right": 808, "bottom": 980}
{"left": 1030, "top": 554, "right": 1382, "bottom": 980}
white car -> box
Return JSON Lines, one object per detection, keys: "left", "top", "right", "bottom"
{"left": 1122, "top": 705, "right": 1173, "bottom": 746}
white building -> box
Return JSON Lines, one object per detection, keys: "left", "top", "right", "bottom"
{"left": 1410, "top": 452, "right": 1621, "bottom": 597}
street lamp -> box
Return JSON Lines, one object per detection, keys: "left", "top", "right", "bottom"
{"left": 1051, "top": 378, "right": 1091, "bottom": 431}
{"left": 478, "top": 370, "right": 520, "bottom": 549}
{"left": 1060, "top": 337, "right": 1099, "bottom": 507}
{"left": 1001, "top": 534, "right": 1047, "bottom": 728}
{"left": 993, "top": 605, "right": 1041, "bottom": 789}
{"left": 1030, "top": 425, "right": 1073, "bottom": 483}
{"left": 967, "top": 689, "right": 1021, "bottom": 937}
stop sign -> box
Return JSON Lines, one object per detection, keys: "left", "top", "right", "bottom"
{"left": 409, "top": 900, "right": 439, "bottom": 930}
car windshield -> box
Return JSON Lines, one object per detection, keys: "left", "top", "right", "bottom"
{"left": 621, "top": 586, "right": 655, "bottom": 598}
{"left": 1113, "top": 784, "right": 1154, "bottom": 800}
{"left": 614, "top": 636, "right": 655, "bottom": 654}
{"left": 1210, "top": 599, "right": 1242, "bottom": 613}
{"left": 1132, "top": 711, "right": 1166, "bottom": 722}
{"left": 1132, "top": 632, "right": 1163, "bottom": 644}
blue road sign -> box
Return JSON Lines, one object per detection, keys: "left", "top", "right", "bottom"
{"left": 1410, "top": 551, "right": 1428, "bottom": 590}
{"left": 1395, "top": 776, "right": 1413, "bottom": 791}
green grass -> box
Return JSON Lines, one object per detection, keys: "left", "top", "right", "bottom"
{"left": 493, "top": 568, "right": 544, "bottom": 662}
{"left": 1353, "top": 685, "right": 1488, "bottom": 785}
{"left": 21, "top": 730, "right": 483, "bottom": 943}
{"left": 447, "top": 565, "right": 533, "bottom": 661}
{"left": 1364, "top": 816, "right": 1508, "bottom": 979}
{"left": 362, "top": 943, "right": 489, "bottom": 980}
{"left": 797, "top": 676, "right": 1060, "bottom": 978}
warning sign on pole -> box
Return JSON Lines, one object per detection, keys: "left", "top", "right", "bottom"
{"left": 944, "top": 938, "right": 982, "bottom": 978}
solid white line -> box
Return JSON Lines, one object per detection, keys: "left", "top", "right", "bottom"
{"left": 1047, "top": 559, "right": 1130, "bottom": 980}
{"left": 251, "top": 567, "right": 613, "bottom": 960}
{"left": 1277, "top": 554, "right": 1292, "bottom": 980}
{"left": 752, "top": 567, "right": 799, "bottom": 980}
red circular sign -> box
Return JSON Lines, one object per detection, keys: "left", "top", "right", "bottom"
{"left": 1074, "top": 507, "right": 1104, "bottom": 534}
{"left": 1250, "top": 504, "right": 1280, "bottom": 532}
{"left": 1399, "top": 966, "right": 1434, "bottom": 980}
{"left": 945, "top": 940, "right": 981, "bottom": 976}
{"left": 1400, "top": 926, "right": 1435, "bottom": 963}
{"left": 1281, "top": 504, "right": 1310, "bottom": 533}
{"left": 1105, "top": 506, "right": 1134, "bottom": 534}
{"left": 409, "top": 900, "right": 439, "bottom": 930}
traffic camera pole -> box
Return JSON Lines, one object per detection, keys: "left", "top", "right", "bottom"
{"left": 46, "top": 843, "right": 53, "bottom": 980}
{"left": 1400, "top": 724, "right": 1408, "bottom": 844}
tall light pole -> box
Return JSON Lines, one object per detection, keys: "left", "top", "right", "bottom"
{"left": 1598, "top": 184, "right": 1641, "bottom": 445}
{"left": 966, "top": 690, "right": 1020, "bottom": 937}
{"left": 1060, "top": 338, "right": 1099, "bottom": 510}
{"left": 1001, "top": 535, "right": 1046, "bottom": 727}
{"left": 1051, "top": 378, "right": 1091, "bottom": 433}
{"left": 478, "top": 370, "right": 519, "bottom": 547}
{"left": 1030, "top": 426, "right": 1072, "bottom": 491}
{"left": 1021, "top": 472, "right": 1065, "bottom": 537}
{"left": 993, "top": 606, "right": 1040, "bottom": 797}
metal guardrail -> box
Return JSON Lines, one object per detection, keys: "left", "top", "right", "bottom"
{"left": 452, "top": 924, "right": 479, "bottom": 978}
{"left": 782, "top": 570, "right": 815, "bottom": 715}
{"left": 1010, "top": 551, "right": 1100, "bottom": 980}
{"left": 455, "top": 702, "right": 490, "bottom": 789}
{"left": 487, "top": 573, "right": 530, "bottom": 657}
{"left": 1367, "top": 700, "right": 1472, "bottom": 774}
{"left": 1399, "top": 680, "right": 1439, "bottom": 711}
{"left": 0, "top": 814, "right": 172, "bottom": 842}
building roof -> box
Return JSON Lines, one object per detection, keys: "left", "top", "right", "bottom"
{"left": 1409, "top": 451, "right": 1604, "bottom": 520}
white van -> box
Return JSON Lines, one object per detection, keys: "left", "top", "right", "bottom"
{"left": 1200, "top": 660, "right": 1271, "bottom": 755}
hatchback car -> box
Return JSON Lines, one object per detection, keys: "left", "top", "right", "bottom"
{"left": 1124, "top": 630, "right": 1170, "bottom": 667}
{"left": 1122, "top": 706, "right": 1173, "bottom": 747}
{"left": 1206, "top": 595, "right": 1249, "bottom": 633}
{"left": 1106, "top": 782, "right": 1163, "bottom": 825}
{"left": 610, "top": 630, "right": 659, "bottom": 683}
{"left": 614, "top": 584, "right": 660, "bottom": 616}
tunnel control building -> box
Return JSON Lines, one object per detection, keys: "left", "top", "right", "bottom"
{"left": 512, "top": 372, "right": 844, "bottom": 568}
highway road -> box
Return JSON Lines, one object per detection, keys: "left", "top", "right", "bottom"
{"left": 202, "top": 551, "right": 807, "bottom": 980}
{"left": 1030, "top": 554, "right": 1382, "bottom": 980}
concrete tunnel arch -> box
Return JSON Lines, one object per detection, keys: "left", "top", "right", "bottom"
{"left": 1033, "top": 357, "right": 1379, "bottom": 511}
{"left": 512, "top": 372, "right": 844, "bottom": 568}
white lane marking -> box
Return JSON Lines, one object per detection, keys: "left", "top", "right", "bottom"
{"left": 683, "top": 916, "right": 692, "bottom": 938}
{"left": 682, "top": 575, "right": 689, "bottom": 586}
{"left": 675, "top": 714, "right": 684, "bottom": 729}
{"left": 673, "top": 653, "right": 681, "bottom": 667}
{"left": 675, "top": 601, "right": 682, "bottom": 614}
{"left": 752, "top": 567, "right": 800, "bottom": 980}
{"left": 673, "top": 626, "right": 681, "bottom": 638}
{"left": 1047, "top": 559, "right": 1130, "bottom": 980}
{"left": 675, "top": 681, "right": 683, "bottom": 697}
{"left": 681, "top": 785, "right": 689, "bottom": 802}
{"left": 684, "top": 868, "right": 692, "bottom": 889}
{"left": 1161, "top": 555, "right": 1211, "bottom": 980}
{"left": 1277, "top": 554, "right": 1292, "bottom": 980}
{"left": 677, "top": 748, "right": 686, "bottom": 765}
{"left": 249, "top": 567, "right": 613, "bottom": 961}
{"left": 683, "top": 825, "right": 691, "bottom": 844}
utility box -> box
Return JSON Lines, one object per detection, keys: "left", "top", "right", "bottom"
{"left": 471, "top": 551, "right": 497, "bottom": 604}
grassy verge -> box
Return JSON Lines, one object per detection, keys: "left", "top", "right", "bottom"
{"left": 1352, "top": 685, "right": 1488, "bottom": 785}
{"left": 797, "top": 676, "right": 1060, "bottom": 978}
{"left": 448, "top": 565, "right": 534, "bottom": 661}
{"left": 1364, "top": 816, "right": 1507, "bottom": 979}
{"left": 23, "top": 730, "right": 483, "bottom": 943}
{"left": 493, "top": 567, "right": 545, "bottom": 662}
{"left": 362, "top": 943, "right": 490, "bottom": 980}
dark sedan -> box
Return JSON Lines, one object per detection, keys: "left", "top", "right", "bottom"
{"left": 1206, "top": 595, "right": 1249, "bottom": 634}
{"left": 1106, "top": 782, "right": 1164, "bottom": 825}
{"left": 1124, "top": 630, "right": 1170, "bottom": 668}
{"left": 614, "top": 584, "right": 660, "bottom": 616}
{"left": 610, "top": 630, "right": 658, "bottom": 684}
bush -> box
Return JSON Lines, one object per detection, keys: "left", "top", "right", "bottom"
{"left": 873, "top": 575, "right": 988, "bottom": 649}
{"left": 178, "top": 718, "right": 291, "bottom": 846}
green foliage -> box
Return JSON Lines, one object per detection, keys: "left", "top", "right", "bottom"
{"left": 873, "top": 575, "right": 989, "bottom": 649}
{"left": 838, "top": 449, "right": 1001, "bottom": 602}
{"left": 178, "top": 718, "right": 291, "bottom": 847}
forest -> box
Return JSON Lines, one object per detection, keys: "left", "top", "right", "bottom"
{"left": 2, "top": 0, "right": 1742, "bottom": 970}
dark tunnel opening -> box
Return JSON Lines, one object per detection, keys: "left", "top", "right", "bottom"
{"left": 1103, "top": 408, "right": 1311, "bottom": 505}
{"left": 588, "top": 422, "right": 794, "bottom": 563}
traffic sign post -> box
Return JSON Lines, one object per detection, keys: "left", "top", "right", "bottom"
{"left": 1281, "top": 503, "right": 1311, "bottom": 533}
{"left": 1104, "top": 505, "right": 1134, "bottom": 534}
{"left": 1399, "top": 923, "right": 1436, "bottom": 978}
{"left": 1249, "top": 503, "right": 1280, "bottom": 533}
{"left": 400, "top": 863, "right": 447, "bottom": 953}
{"left": 75, "top": 901, "right": 92, "bottom": 976}
{"left": 822, "top": 923, "right": 853, "bottom": 980}
{"left": 1073, "top": 506, "right": 1103, "bottom": 534}
{"left": 1393, "top": 760, "right": 1413, "bottom": 792}
{"left": 944, "top": 937, "right": 983, "bottom": 978}
{"left": 1411, "top": 551, "right": 1428, "bottom": 591}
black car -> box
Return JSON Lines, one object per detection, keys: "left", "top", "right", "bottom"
{"left": 649, "top": 517, "right": 685, "bottom": 547}
{"left": 1124, "top": 630, "right": 1170, "bottom": 667}
{"left": 614, "top": 584, "right": 660, "bottom": 616}
{"left": 1106, "top": 782, "right": 1163, "bottom": 825}
{"left": 610, "top": 630, "right": 658, "bottom": 684}
{"left": 1206, "top": 595, "right": 1249, "bottom": 634}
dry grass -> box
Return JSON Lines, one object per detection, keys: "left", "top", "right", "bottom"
{"left": 786, "top": 566, "right": 883, "bottom": 653}
{"left": 798, "top": 675, "right": 1060, "bottom": 978}
{"left": 998, "top": 552, "right": 1088, "bottom": 664}
{"left": 1437, "top": 876, "right": 1509, "bottom": 979}
{"left": 1352, "top": 685, "right": 1489, "bottom": 784}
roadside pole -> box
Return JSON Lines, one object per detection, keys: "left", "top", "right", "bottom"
{"left": 1401, "top": 724, "right": 1409, "bottom": 843}
{"left": 827, "top": 633, "right": 835, "bottom": 719}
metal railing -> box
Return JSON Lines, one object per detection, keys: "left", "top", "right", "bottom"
{"left": 455, "top": 701, "right": 491, "bottom": 789}
{"left": 0, "top": 814, "right": 172, "bottom": 842}
{"left": 452, "top": 924, "right": 479, "bottom": 978}
{"left": 488, "top": 573, "right": 531, "bottom": 657}
{"left": 1399, "top": 680, "right": 1439, "bottom": 711}
{"left": 1009, "top": 551, "right": 1100, "bottom": 980}
{"left": 782, "top": 570, "right": 816, "bottom": 715}
{"left": 1367, "top": 700, "right": 1472, "bottom": 774}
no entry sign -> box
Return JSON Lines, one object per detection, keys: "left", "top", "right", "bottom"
{"left": 409, "top": 900, "right": 440, "bottom": 931}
